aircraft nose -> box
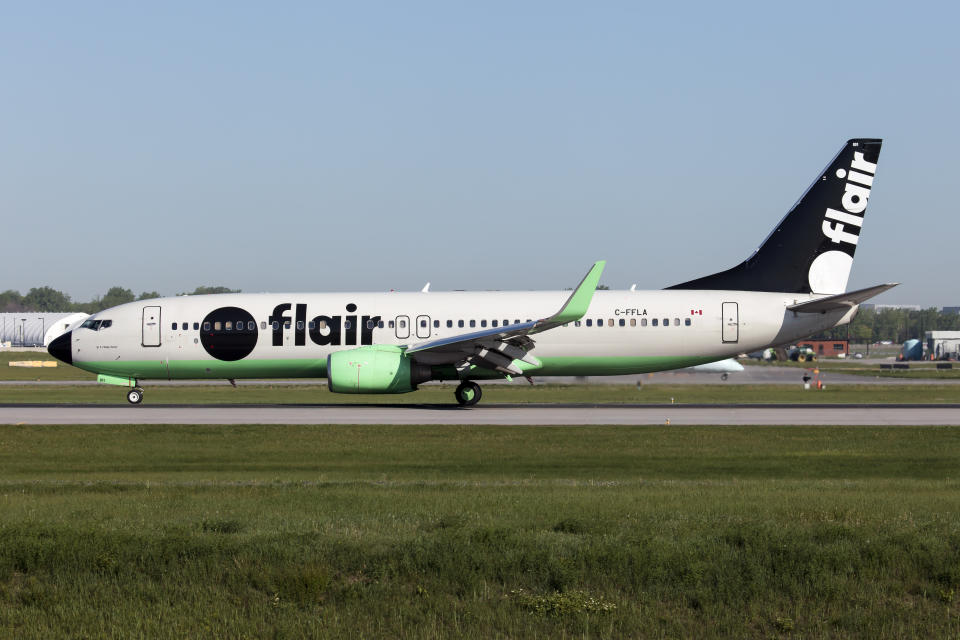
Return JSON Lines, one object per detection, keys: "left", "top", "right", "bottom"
{"left": 48, "top": 331, "right": 73, "bottom": 365}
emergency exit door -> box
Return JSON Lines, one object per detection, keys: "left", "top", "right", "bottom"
{"left": 142, "top": 306, "right": 161, "bottom": 347}
{"left": 721, "top": 302, "right": 739, "bottom": 343}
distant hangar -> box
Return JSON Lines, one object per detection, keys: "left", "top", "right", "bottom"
{"left": 0, "top": 313, "right": 89, "bottom": 348}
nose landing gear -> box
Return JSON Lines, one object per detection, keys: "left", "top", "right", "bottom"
{"left": 126, "top": 387, "right": 144, "bottom": 404}
{"left": 454, "top": 381, "right": 482, "bottom": 406}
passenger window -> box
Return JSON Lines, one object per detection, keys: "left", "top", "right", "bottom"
{"left": 203, "top": 322, "right": 211, "bottom": 331}
{"left": 663, "top": 318, "right": 669, "bottom": 327}
{"left": 378, "top": 321, "right": 384, "bottom": 329}
{"left": 399, "top": 320, "right": 406, "bottom": 328}
{"left": 586, "top": 319, "right": 592, "bottom": 327}
{"left": 446, "top": 320, "right": 453, "bottom": 328}
{"left": 608, "top": 319, "right": 614, "bottom": 327}
{"left": 596, "top": 318, "right": 602, "bottom": 327}
{"left": 284, "top": 322, "right": 291, "bottom": 330}
{"left": 619, "top": 319, "right": 625, "bottom": 327}
{"left": 433, "top": 320, "right": 439, "bottom": 328}
{"left": 652, "top": 319, "right": 658, "bottom": 327}
{"left": 469, "top": 320, "right": 476, "bottom": 328}
{"left": 344, "top": 320, "right": 352, "bottom": 330}
{"left": 674, "top": 318, "right": 680, "bottom": 326}
{"left": 318, "top": 320, "right": 327, "bottom": 329}
{"left": 630, "top": 319, "right": 636, "bottom": 327}
{"left": 225, "top": 321, "right": 233, "bottom": 331}
{"left": 503, "top": 319, "right": 509, "bottom": 327}
{"left": 214, "top": 322, "right": 222, "bottom": 331}
{"left": 458, "top": 320, "right": 464, "bottom": 328}
{"left": 492, "top": 320, "right": 498, "bottom": 327}
{"left": 481, "top": 320, "right": 487, "bottom": 328}
{"left": 272, "top": 321, "right": 279, "bottom": 330}
{"left": 420, "top": 319, "right": 427, "bottom": 327}
{"left": 388, "top": 320, "right": 395, "bottom": 329}
{"left": 178, "top": 322, "right": 185, "bottom": 330}
{"left": 641, "top": 318, "right": 647, "bottom": 327}
{"left": 171, "top": 322, "right": 177, "bottom": 330}
{"left": 260, "top": 322, "right": 265, "bottom": 330}
{"left": 369, "top": 320, "right": 376, "bottom": 329}
{"left": 685, "top": 318, "right": 691, "bottom": 326}
{"left": 575, "top": 321, "right": 581, "bottom": 327}
{"left": 515, "top": 320, "right": 521, "bottom": 325}
{"left": 296, "top": 321, "right": 304, "bottom": 330}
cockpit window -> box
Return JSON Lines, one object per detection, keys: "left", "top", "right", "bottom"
{"left": 80, "top": 319, "right": 112, "bottom": 331}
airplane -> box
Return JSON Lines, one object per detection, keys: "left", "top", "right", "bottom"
{"left": 686, "top": 358, "right": 744, "bottom": 380}
{"left": 48, "top": 139, "right": 895, "bottom": 406}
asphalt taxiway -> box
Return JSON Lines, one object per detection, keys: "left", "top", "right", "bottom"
{"left": 2, "top": 404, "right": 958, "bottom": 425}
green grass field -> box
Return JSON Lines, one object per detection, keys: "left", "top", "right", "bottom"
{"left": 0, "top": 352, "right": 95, "bottom": 381}
{"left": 2, "top": 424, "right": 960, "bottom": 638}
{"left": 3, "top": 382, "right": 960, "bottom": 405}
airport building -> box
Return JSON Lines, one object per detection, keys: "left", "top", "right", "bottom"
{"left": 798, "top": 340, "right": 849, "bottom": 357}
{"left": 0, "top": 313, "right": 89, "bottom": 348}
{"left": 925, "top": 331, "right": 960, "bottom": 360}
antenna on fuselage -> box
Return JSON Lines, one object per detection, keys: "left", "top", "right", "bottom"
{"left": 421, "top": 282, "right": 431, "bottom": 293}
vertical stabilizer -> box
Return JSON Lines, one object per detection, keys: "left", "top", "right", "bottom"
{"left": 667, "top": 138, "right": 882, "bottom": 294}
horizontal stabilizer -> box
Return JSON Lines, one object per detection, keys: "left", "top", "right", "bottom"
{"left": 787, "top": 283, "right": 898, "bottom": 313}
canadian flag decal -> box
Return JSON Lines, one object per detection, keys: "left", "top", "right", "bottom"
{"left": 690, "top": 309, "right": 703, "bottom": 315}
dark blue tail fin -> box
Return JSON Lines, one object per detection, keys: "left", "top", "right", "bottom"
{"left": 667, "top": 138, "right": 882, "bottom": 294}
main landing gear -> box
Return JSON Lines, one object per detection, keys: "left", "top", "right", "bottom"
{"left": 454, "top": 381, "right": 482, "bottom": 407}
{"left": 126, "top": 387, "right": 144, "bottom": 404}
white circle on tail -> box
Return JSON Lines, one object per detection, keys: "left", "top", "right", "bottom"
{"left": 807, "top": 250, "right": 853, "bottom": 294}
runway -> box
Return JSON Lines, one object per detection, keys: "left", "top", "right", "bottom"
{"left": 2, "top": 404, "right": 959, "bottom": 425}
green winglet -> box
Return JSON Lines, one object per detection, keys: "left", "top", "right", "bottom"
{"left": 550, "top": 260, "right": 606, "bottom": 325}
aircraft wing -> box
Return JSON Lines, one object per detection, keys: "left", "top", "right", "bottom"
{"left": 787, "top": 283, "right": 899, "bottom": 314}
{"left": 403, "top": 261, "right": 606, "bottom": 376}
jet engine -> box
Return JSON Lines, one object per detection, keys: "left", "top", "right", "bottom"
{"left": 327, "top": 345, "right": 432, "bottom": 394}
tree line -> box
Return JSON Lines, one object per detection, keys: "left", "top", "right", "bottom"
{"left": 813, "top": 307, "right": 960, "bottom": 343}
{"left": 0, "top": 286, "right": 240, "bottom": 314}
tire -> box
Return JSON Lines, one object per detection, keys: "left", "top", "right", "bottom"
{"left": 454, "top": 381, "right": 482, "bottom": 407}
{"left": 127, "top": 388, "right": 144, "bottom": 405}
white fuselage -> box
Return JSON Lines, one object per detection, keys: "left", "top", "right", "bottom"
{"left": 65, "top": 289, "right": 851, "bottom": 383}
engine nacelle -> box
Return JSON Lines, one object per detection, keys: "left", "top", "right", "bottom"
{"left": 327, "top": 345, "right": 432, "bottom": 394}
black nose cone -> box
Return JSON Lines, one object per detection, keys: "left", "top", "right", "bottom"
{"left": 48, "top": 331, "right": 73, "bottom": 365}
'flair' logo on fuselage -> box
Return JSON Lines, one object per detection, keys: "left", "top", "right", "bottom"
{"left": 268, "top": 303, "right": 380, "bottom": 347}
{"left": 822, "top": 151, "right": 877, "bottom": 247}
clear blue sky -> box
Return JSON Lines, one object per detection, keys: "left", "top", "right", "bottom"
{"left": 2, "top": 1, "right": 957, "bottom": 305}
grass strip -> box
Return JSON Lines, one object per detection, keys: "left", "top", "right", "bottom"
{"left": 1, "top": 424, "right": 960, "bottom": 638}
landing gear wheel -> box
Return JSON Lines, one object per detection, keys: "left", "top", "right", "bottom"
{"left": 455, "top": 381, "right": 482, "bottom": 407}
{"left": 127, "top": 387, "right": 144, "bottom": 404}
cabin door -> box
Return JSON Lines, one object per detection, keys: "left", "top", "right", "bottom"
{"left": 142, "top": 306, "right": 161, "bottom": 347}
{"left": 395, "top": 315, "right": 410, "bottom": 339}
{"left": 721, "top": 302, "right": 739, "bottom": 343}
{"left": 416, "top": 315, "right": 431, "bottom": 339}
